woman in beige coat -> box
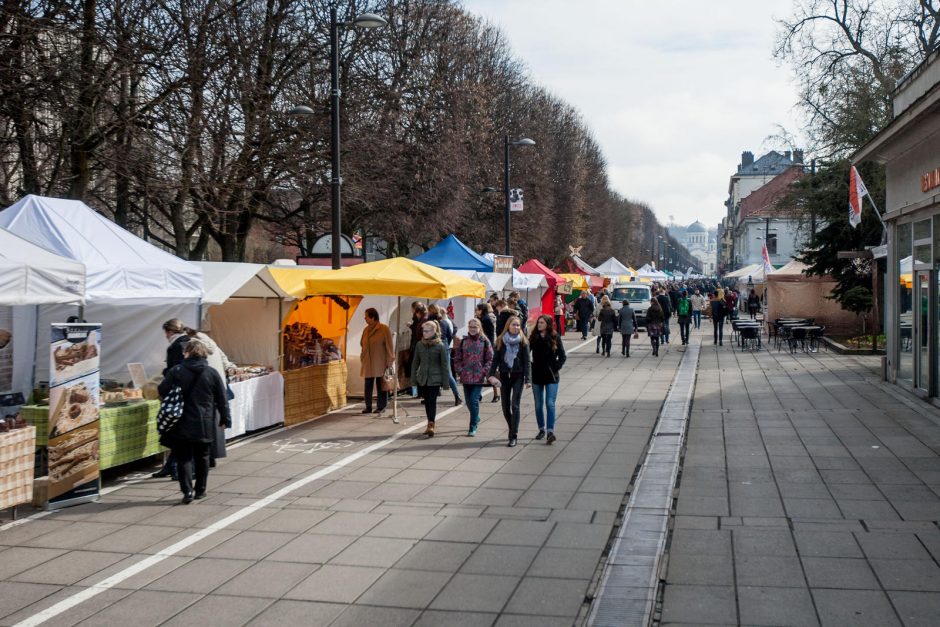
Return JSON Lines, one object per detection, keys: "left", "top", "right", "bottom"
{"left": 360, "top": 308, "right": 395, "bottom": 414}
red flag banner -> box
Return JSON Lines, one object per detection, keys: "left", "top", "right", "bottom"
{"left": 848, "top": 166, "right": 868, "bottom": 229}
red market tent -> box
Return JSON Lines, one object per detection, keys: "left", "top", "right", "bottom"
{"left": 518, "top": 259, "right": 571, "bottom": 332}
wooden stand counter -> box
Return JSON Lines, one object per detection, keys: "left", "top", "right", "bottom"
{"left": 282, "top": 361, "right": 347, "bottom": 426}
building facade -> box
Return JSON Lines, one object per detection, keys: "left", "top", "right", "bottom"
{"left": 855, "top": 49, "right": 940, "bottom": 399}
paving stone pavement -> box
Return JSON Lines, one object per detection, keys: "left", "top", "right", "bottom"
{"left": 0, "top": 332, "right": 685, "bottom": 627}
{"left": 5, "top": 323, "right": 940, "bottom": 627}
{"left": 659, "top": 334, "right": 940, "bottom": 627}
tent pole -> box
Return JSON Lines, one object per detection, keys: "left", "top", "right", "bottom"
{"left": 393, "top": 296, "right": 400, "bottom": 424}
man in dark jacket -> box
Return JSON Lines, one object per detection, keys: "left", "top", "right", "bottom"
{"left": 655, "top": 288, "right": 673, "bottom": 344}
{"left": 573, "top": 292, "right": 594, "bottom": 339}
{"left": 158, "top": 339, "right": 231, "bottom": 504}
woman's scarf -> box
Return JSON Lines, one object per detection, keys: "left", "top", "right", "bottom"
{"left": 503, "top": 332, "right": 522, "bottom": 369}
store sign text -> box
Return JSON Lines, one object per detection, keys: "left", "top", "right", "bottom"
{"left": 923, "top": 167, "right": 940, "bottom": 193}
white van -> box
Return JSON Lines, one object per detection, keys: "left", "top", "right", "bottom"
{"left": 611, "top": 283, "right": 653, "bottom": 326}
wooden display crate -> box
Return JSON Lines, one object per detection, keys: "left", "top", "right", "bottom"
{"left": 0, "top": 426, "right": 36, "bottom": 510}
{"left": 283, "top": 361, "right": 347, "bottom": 426}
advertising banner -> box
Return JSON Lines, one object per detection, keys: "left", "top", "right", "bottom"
{"left": 492, "top": 255, "right": 513, "bottom": 274}
{"left": 509, "top": 188, "right": 524, "bottom": 212}
{"left": 47, "top": 323, "right": 101, "bottom": 509}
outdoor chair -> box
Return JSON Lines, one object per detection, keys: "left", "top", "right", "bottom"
{"left": 775, "top": 323, "right": 791, "bottom": 351}
{"left": 788, "top": 327, "right": 808, "bottom": 353}
{"left": 739, "top": 326, "right": 760, "bottom": 352}
{"left": 808, "top": 326, "right": 826, "bottom": 353}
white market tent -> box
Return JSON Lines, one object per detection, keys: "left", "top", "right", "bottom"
{"left": 0, "top": 195, "right": 204, "bottom": 382}
{"left": 595, "top": 257, "right": 632, "bottom": 276}
{"left": 725, "top": 262, "right": 766, "bottom": 283}
{"left": 636, "top": 263, "right": 669, "bottom": 282}
{"left": 512, "top": 269, "right": 549, "bottom": 318}
{"left": 0, "top": 227, "right": 86, "bottom": 306}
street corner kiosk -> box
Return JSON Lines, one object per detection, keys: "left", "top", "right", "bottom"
{"left": 303, "top": 257, "right": 485, "bottom": 423}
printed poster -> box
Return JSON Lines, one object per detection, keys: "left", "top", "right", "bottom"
{"left": 47, "top": 323, "right": 101, "bottom": 509}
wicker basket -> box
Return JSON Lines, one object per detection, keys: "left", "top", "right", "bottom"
{"left": 283, "top": 361, "right": 347, "bottom": 426}
{"left": 0, "top": 426, "right": 36, "bottom": 510}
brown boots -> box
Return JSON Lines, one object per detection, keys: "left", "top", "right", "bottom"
{"left": 424, "top": 421, "right": 435, "bottom": 437}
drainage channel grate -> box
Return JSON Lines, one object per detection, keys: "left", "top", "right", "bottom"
{"left": 587, "top": 341, "right": 699, "bottom": 627}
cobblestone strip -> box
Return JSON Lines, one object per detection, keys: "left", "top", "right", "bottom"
{"left": 587, "top": 340, "right": 700, "bottom": 627}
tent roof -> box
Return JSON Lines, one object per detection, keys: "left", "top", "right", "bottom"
{"left": 725, "top": 262, "right": 763, "bottom": 280}
{"left": 517, "top": 259, "right": 566, "bottom": 288}
{"left": 0, "top": 195, "right": 202, "bottom": 300}
{"left": 594, "top": 257, "right": 632, "bottom": 276}
{"left": 558, "top": 273, "right": 589, "bottom": 290}
{"left": 450, "top": 269, "right": 513, "bottom": 293}
{"left": 194, "top": 262, "right": 297, "bottom": 305}
{"left": 412, "top": 234, "right": 493, "bottom": 272}
{"left": 512, "top": 269, "right": 548, "bottom": 291}
{"left": 267, "top": 266, "right": 334, "bottom": 299}
{"left": 556, "top": 254, "right": 600, "bottom": 276}
{"left": 766, "top": 259, "right": 832, "bottom": 283}
{"left": 304, "top": 257, "right": 485, "bottom": 299}
{"left": 0, "top": 227, "right": 86, "bottom": 305}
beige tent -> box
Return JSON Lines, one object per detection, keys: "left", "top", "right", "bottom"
{"left": 766, "top": 260, "right": 859, "bottom": 333}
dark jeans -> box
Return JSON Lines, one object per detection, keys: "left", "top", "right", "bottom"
{"left": 171, "top": 441, "right": 210, "bottom": 496}
{"left": 577, "top": 317, "right": 590, "bottom": 338}
{"left": 662, "top": 318, "right": 671, "bottom": 342}
{"left": 692, "top": 310, "right": 702, "bottom": 329}
{"left": 678, "top": 317, "right": 691, "bottom": 344}
{"left": 713, "top": 319, "right": 724, "bottom": 343}
{"left": 419, "top": 385, "right": 440, "bottom": 422}
{"left": 555, "top": 315, "right": 565, "bottom": 336}
{"left": 463, "top": 384, "right": 483, "bottom": 429}
{"left": 650, "top": 335, "right": 660, "bottom": 355}
{"left": 363, "top": 377, "right": 388, "bottom": 412}
{"left": 620, "top": 333, "right": 632, "bottom": 355}
{"left": 499, "top": 373, "right": 525, "bottom": 439}
{"left": 601, "top": 333, "right": 613, "bottom": 354}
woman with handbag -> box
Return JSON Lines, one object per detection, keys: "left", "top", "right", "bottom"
{"left": 411, "top": 320, "right": 450, "bottom": 437}
{"left": 488, "top": 315, "right": 531, "bottom": 447}
{"left": 618, "top": 301, "right": 639, "bottom": 357}
{"left": 529, "top": 315, "right": 566, "bottom": 444}
{"left": 157, "top": 338, "right": 231, "bottom": 504}
{"left": 453, "top": 318, "right": 494, "bottom": 437}
{"left": 360, "top": 308, "right": 394, "bottom": 415}
{"left": 646, "top": 297, "right": 665, "bottom": 357}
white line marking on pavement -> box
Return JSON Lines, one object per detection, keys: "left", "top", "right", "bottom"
{"left": 0, "top": 510, "right": 52, "bottom": 532}
{"left": 13, "top": 398, "right": 463, "bottom": 627}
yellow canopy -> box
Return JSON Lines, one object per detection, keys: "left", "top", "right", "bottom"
{"left": 268, "top": 266, "right": 334, "bottom": 299}
{"left": 558, "top": 273, "right": 589, "bottom": 290}
{"left": 304, "top": 257, "right": 485, "bottom": 299}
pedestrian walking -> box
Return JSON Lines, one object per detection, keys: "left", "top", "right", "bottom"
{"left": 360, "top": 308, "right": 394, "bottom": 415}
{"left": 476, "top": 302, "right": 500, "bottom": 402}
{"left": 428, "top": 304, "right": 462, "bottom": 406}
{"left": 488, "top": 315, "right": 531, "bottom": 447}
{"left": 411, "top": 320, "right": 450, "bottom": 437}
{"left": 157, "top": 338, "right": 231, "bottom": 504}
{"left": 529, "top": 315, "right": 566, "bottom": 444}
{"left": 184, "top": 328, "right": 234, "bottom": 466}
{"left": 453, "top": 318, "right": 494, "bottom": 437}
{"left": 710, "top": 292, "right": 727, "bottom": 345}
{"left": 690, "top": 289, "right": 706, "bottom": 329}
{"left": 676, "top": 290, "right": 692, "bottom": 345}
{"left": 655, "top": 288, "right": 673, "bottom": 344}
{"left": 646, "top": 297, "right": 665, "bottom": 357}
{"left": 618, "top": 301, "right": 638, "bottom": 357}
{"left": 152, "top": 318, "right": 192, "bottom": 480}
{"left": 596, "top": 297, "right": 618, "bottom": 357}
{"left": 406, "top": 302, "right": 428, "bottom": 398}
{"left": 747, "top": 289, "right": 761, "bottom": 320}
{"left": 573, "top": 291, "right": 594, "bottom": 340}
{"left": 554, "top": 294, "right": 566, "bottom": 337}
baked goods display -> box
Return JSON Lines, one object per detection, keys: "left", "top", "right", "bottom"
{"left": 101, "top": 389, "right": 144, "bottom": 404}
{"left": 283, "top": 322, "right": 343, "bottom": 370}
{"left": 47, "top": 422, "right": 99, "bottom": 498}
{"left": 0, "top": 328, "right": 11, "bottom": 350}
{"left": 49, "top": 382, "right": 99, "bottom": 438}
{"left": 228, "top": 365, "right": 272, "bottom": 382}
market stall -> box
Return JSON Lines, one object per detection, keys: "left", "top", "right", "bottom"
{"left": 517, "top": 259, "right": 570, "bottom": 329}
{"left": 304, "top": 257, "right": 485, "bottom": 423}
{"left": 512, "top": 269, "right": 548, "bottom": 320}
{"left": 766, "top": 260, "right": 857, "bottom": 333}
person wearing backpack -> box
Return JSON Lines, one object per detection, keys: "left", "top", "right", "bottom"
{"left": 676, "top": 290, "right": 692, "bottom": 345}
{"left": 428, "top": 304, "right": 462, "bottom": 406}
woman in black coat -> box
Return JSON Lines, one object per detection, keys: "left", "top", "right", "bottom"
{"left": 488, "top": 315, "right": 531, "bottom": 448}
{"left": 158, "top": 339, "right": 231, "bottom": 504}
{"left": 153, "top": 318, "right": 192, "bottom": 480}
{"left": 529, "top": 315, "right": 567, "bottom": 444}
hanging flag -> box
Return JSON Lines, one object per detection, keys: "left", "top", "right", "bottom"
{"left": 509, "top": 188, "right": 524, "bottom": 212}
{"left": 762, "top": 240, "right": 774, "bottom": 276}
{"left": 848, "top": 165, "right": 869, "bottom": 229}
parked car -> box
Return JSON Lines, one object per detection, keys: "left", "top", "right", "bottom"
{"left": 611, "top": 284, "right": 653, "bottom": 326}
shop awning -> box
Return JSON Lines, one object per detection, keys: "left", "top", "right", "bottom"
{"left": 412, "top": 234, "right": 493, "bottom": 272}
{"left": 303, "top": 257, "right": 485, "bottom": 299}
{"left": 517, "top": 259, "right": 567, "bottom": 289}
{"left": 0, "top": 227, "right": 86, "bottom": 305}
{"left": 195, "top": 262, "right": 296, "bottom": 305}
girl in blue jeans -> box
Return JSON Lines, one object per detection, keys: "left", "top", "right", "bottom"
{"left": 453, "top": 318, "right": 494, "bottom": 436}
{"left": 528, "top": 315, "right": 567, "bottom": 444}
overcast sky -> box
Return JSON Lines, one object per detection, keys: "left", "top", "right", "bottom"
{"left": 461, "top": 0, "right": 805, "bottom": 229}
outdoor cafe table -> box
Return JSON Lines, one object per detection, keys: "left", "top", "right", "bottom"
{"left": 733, "top": 321, "right": 762, "bottom": 348}
{"left": 790, "top": 325, "right": 822, "bottom": 352}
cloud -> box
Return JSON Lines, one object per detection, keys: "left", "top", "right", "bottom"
{"left": 462, "top": 0, "right": 804, "bottom": 227}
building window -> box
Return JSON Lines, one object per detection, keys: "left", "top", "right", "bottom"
{"left": 766, "top": 233, "right": 778, "bottom": 255}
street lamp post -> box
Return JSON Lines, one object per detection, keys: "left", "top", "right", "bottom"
{"left": 290, "top": 4, "right": 386, "bottom": 269}
{"left": 502, "top": 136, "right": 535, "bottom": 256}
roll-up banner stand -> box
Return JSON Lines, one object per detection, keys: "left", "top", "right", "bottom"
{"left": 47, "top": 323, "right": 101, "bottom": 510}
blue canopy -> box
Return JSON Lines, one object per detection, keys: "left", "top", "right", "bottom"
{"left": 413, "top": 234, "right": 493, "bottom": 271}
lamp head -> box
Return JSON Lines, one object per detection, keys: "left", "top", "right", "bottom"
{"left": 353, "top": 13, "right": 387, "bottom": 28}
{"left": 288, "top": 105, "right": 316, "bottom": 116}
{"left": 512, "top": 137, "right": 536, "bottom": 147}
